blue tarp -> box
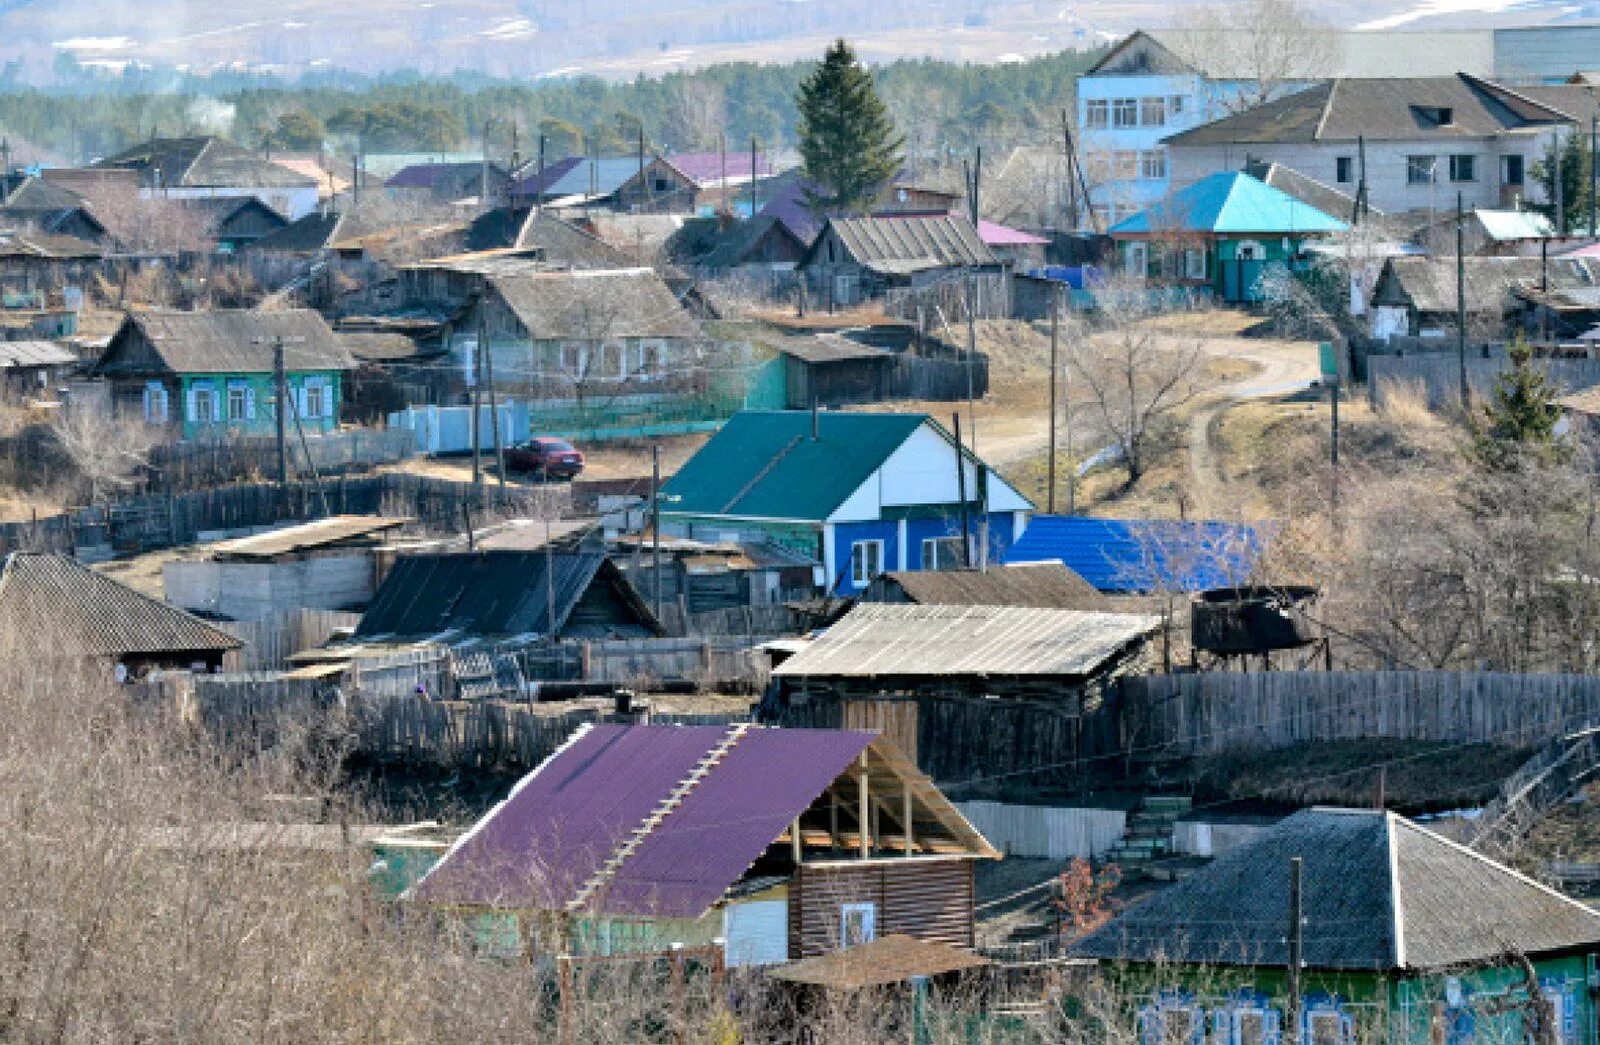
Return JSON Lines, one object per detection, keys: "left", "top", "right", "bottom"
{"left": 1004, "top": 515, "right": 1267, "bottom": 594}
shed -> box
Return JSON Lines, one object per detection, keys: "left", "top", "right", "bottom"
{"left": 800, "top": 214, "right": 1002, "bottom": 306}
{"left": 0, "top": 339, "right": 77, "bottom": 397}
{"left": 773, "top": 334, "right": 895, "bottom": 408}
{"left": 407, "top": 722, "right": 998, "bottom": 963}
{"left": 861, "top": 561, "right": 1105, "bottom": 609}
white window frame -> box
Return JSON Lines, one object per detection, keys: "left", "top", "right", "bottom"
{"left": 840, "top": 902, "right": 877, "bottom": 947}
{"left": 190, "top": 382, "right": 218, "bottom": 424}
{"left": 1185, "top": 248, "right": 1207, "bottom": 280}
{"left": 921, "top": 536, "right": 964, "bottom": 571}
{"left": 226, "top": 381, "right": 249, "bottom": 423}
{"left": 850, "top": 540, "right": 884, "bottom": 587}
{"left": 1305, "top": 1010, "right": 1351, "bottom": 1045}
{"left": 1112, "top": 98, "right": 1138, "bottom": 128}
{"left": 143, "top": 381, "right": 168, "bottom": 424}
{"left": 1140, "top": 96, "right": 1167, "bottom": 126}
{"left": 1140, "top": 150, "right": 1168, "bottom": 180}
{"left": 1085, "top": 100, "right": 1109, "bottom": 129}
{"left": 303, "top": 378, "right": 327, "bottom": 420}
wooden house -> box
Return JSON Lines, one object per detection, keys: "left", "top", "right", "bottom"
{"left": 0, "top": 340, "right": 77, "bottom": 399}
{"left": 614, "top": 152, "right": 778, "bottom": 214}
{"left": 0, "top": 551, "right": 240, "bottom": 677}
{"left": 659, "top": 410, "right": 1033, "bottom": 596}
{"left": 173, "top": 196, "right": 288, "bottom": 252}
{"left": 1074, "top": 807, "right": 1600, "bottom": 1045}
{"left": 665, "top": 215, "right": 809, "bottom": 277}
{"left": 91, "top": 309, "right": 356, "bottom": 441}
{"left": 799, "top": 214, "right": 1003, "bottom": 306}
{"left": 406, "top": 722, "right": 999, "bottom": 964}
{"left": 0, "top": 230, "right": 105, "bottom": 296}
{"left": 89, "top": 136, "right": 321, "bottom": 219}
{"left": 385, "top": 161, "right": 511, "bottom": 205}
{"left": 0, "top": 176, "right": 109, "bottom": 244}
{"left": 1364, "top": 255, "right": 1600, "bottom": 341}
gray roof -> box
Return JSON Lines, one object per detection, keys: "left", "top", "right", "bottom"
{"left": 1247, "top": 162, "right": 1377, "bottom": 222}
{"left": 1074, "top": 808, "right": 1600, "bottom": 971}
{"left": 772, "top": 603, "right": 1160, "bottom": 680}
{"left": 0, "top": 552, "right": 240, "bottom": 658}
{"left": 774, "top": 333, "right": 890, "bottom": 365}
{"left": 0, "top": 341, "right": 76, "bottom": 368}
{"left": 211, "top": 515, "right": 410, "bottom": 561}
{"left": 515, "top": 211, "right": 638, "bottom": 268}
{"left": 1374, "top": 256, "right": 1600, "bottom": 314}
{"left": 2, "top": 176, "right": 83, "bottom": 210}
{"left": 815, "top": 215, "right": 998, "bottom": 271}
{"left": 1166, "top": 76, "right": 1570, "bottom": 147}
{"left": 1090, "top": 28, "right": 1497, "bottom": 81}
{"left": 245, "top": 212, "right": 343, "bottom": 253}
{"left": 488, "top": 268, "right": 701, "bottom": 341}
{"left": 93, "top": 137, "right": 317, "bottom": 189}
{"left": 338, "top": 331, "right": 437, "bottom": 362}
{"left": 94, "top": 309, "right": 356, "bottom": 377}
{"left": 866, "top": 562, "right": 1107, "bottom": 610}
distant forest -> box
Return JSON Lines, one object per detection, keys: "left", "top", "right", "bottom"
{"left": 0, "top": 47, "right": 1105, "bottom": 165}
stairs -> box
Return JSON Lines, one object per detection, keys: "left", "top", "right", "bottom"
{"left": 1104, "top": 795, "right": 1191, "bottom": 869}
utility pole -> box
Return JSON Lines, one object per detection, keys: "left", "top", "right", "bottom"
{"left": 481, "top": 117, "right": 491, "bottom": 203}
{"left": 1285, "top": 857, "right": 1304, "bottom": 1045}
{"left": 481, "top": 303, "right": 506, "bottom": 496}
{"left": 1456, "top": 191, "right": 1469, "bottom": 414}
{"left": 1591, "top": 114, "right": 1597, "bottom": 237}
{"left": 718, "top": 132, "right": 727, "bottom": 215}
{"left": 1556, "top": 129, "right": 1566, "bottom": 235}
{"left": 274, "top": 340, "right": 289, "bottom": 490}
{"left": 1354, "top": 136, "right": 1369, "bottom": 225}
{"left": 471, "top": 301, "right": 484, "bottom": 487}
{"left": 1060, "top": 111, "right": 1078, "bottom": 232}
{"left": 1047, "top": 284, "right": 1060, "bottom": 514}
{"left": 651, "top": 445, "right": 663, "bottom": 623}
{"left": 953, "top": 412, "right": 971, "bottom": 568}
{"left": 963, "top": 273, "right": 979, "bottom": 452}
{"left": 536, "top": 133, "right": 547, "bottom": 216}
{"left": 749, "top": 137, "right": 758, "bottom": 218}
{"left": 637, "top": 123, "right": 647, "bottom": 212}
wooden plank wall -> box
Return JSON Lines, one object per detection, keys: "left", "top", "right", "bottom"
{"left": 954, "top": 801, "right": 1128, "bottom": 860}
{"left": 789, "top": 859, "right": 975, "bottom": 958}
{"left": 223, "top": 608, "right": 365, "bottom": 672}
{"left": 1125, "top": 671, "right": 1600, "bottom": 756}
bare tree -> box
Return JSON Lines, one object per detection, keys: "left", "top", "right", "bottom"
{"left": 79, "top": 185, "right": 212, "bottom": 256}
{"left": 662, "top": 80, "right": 726, "bottom": 151}
{"left": 1173, "top": 0, "right": 1338, "bottom": 114}
{"left": 48, "top": 404, "right": 159, "bottom": 505}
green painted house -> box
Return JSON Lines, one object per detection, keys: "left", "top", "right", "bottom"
{"left": 1074, "top": 808, "right": 1600, "bottom": 1045}
{"left": 1109, "top": 172, "right": 1346, "bottom": 303}
{"left": 93, "top": 309, "right": 357, "bottom": 441}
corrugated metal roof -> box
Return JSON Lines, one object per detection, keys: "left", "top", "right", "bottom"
{"left": 0, "top": 552, "right": 240, "bottom": 657}
{"left": 1110, "top": 172, "right": 1345, "bottom": 237}
{"left": 211, "top": 515, "right": 410, "bottom": 560}
{"left": 356, "top": 549, "right": 658, "bottom": 639}
{"left": 660, "top": 410, "right": 927, "bottom": 522}
{"left": 0, "top": 341, "right": 76, "bottom": 368}
{"left": 772, "top": 603, "right": 1161, "bottom": 680}
{"left": 1004, "top": 515, "right": 1265, "bottom": 594}
{"left": 1074, "top": 808, "right": 1600, "bottom": 971}
{"left": 869, "top": 562, "right": 1105, "bottom": 610}
{"left": 826, "top": 214, "right": 997, "bottom": 268}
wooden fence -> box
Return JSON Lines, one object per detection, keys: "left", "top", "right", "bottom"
{"left": 1124, "top": 671, "right": 1600, "bottom": 756}
{"left": 148, "top": 429, "right": 415, "bottom": 492}
{"left": 223, "top": 608, "right": 363, "bottom": 672}
{"left": 1367, "top": 352, "right": 1600, "bottom": 411}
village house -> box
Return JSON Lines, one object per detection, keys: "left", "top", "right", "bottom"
{"left": 1365, "top": 255, "right": 1600, "bottom": 341}
{"left": 172, "top": 196, "right": 289, "bottom": 253}
{"left": 385, "top": 161, "right": 511, "bottom": 205}
{"left": 659, "top": 410, "right": 1034, "bottom": 596}
{"left": 91, "top": 309, "right": 357, "bottom": 441}
{"left": 664, "top": 214, "right": 809, "bottom": 278}
{"left": 508, "top": 157, "right": 642, "bottom": 208}
{"left": 0, "top": 551, "right": 240, "bottom": 677}
{"left": 1163, "top": 76, "right": 1590, "bottom": 223}
{"left": 1005, "top": 515, "right": 1265, "bottom": 594}
{"left": 1074, "top": 807, "right": 1600, "bottom": 1045}
{"left": 406, "top": 722, "right": 999, "bottom": 964}
{"left": 0, "top": 340, "right": 77, "bottom": 400}
{"left": 0, "top": 230, "right": 105, "bottom": 298}
{"left": 1109, "top": 171, "right": 1346, "bottom": 304}
{"left": 0, "top": 175, "right": 109, "bottom": 243}
{"left": 613, "top": 151, "right": 777, "bottom": 214}
{"left": 88, "top": 136, "right": 322, "bottom": 219}
{"left": 799, "top": 214, "right": 1004, "bottom": 308}
{"left": 1416, "top": 207, "right": 1556, "bottom": 257}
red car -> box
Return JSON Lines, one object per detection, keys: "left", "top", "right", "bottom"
{"left": 505, "top": 436, "right": 585, "bottom": 480}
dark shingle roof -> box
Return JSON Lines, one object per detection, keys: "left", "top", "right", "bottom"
{"left": 0, "top": 552, "right": 240, "bottom": 658}
{"left": 171, "top": 196, "right": 287, "bottom": 236}
{"left": 356, "top": 550, "right": 659, "bottom": 639}
{"left": 661, "top": 410, "right": 928, "bottom": 522}
{"left": 1074, "top": 808, "right": 1600, "bottom": 971}
{"left": 869, "top": 562, "right": 1105, "bottom": 609}
{"left": 245, "top": 211, "right": 343, "bottom": 253}
{"left": 93, "top": 136, "right": 316, "bottom": 189}
{"left": 489, "top": 268, "right": 701, "bottom": 340}
{"left": 1166, "top": 75, "right": 1571, "bottom": 147}
{"left": 668, "top": 215, "right": 802, "bottom": 270}
{"left": 94, "top": 309, "right": 356, "bottom": 376}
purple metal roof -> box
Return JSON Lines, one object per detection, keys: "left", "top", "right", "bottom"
{"left": 385, "top": 162, "right": 482, "bottom": 189}
{"left": 663, "top": 151, "right": 775, "bottom": 185}
{"left": 511, "top": 156, "right": 584, "bottom": 197}
{"left": 600, "top": 728, "right": 876, "bottom": 918}
{"left": 411, "top": 724, "right": 727, "bottom": 908}
{"left": 758, "top": 179, "right": 823, "bottom": 245}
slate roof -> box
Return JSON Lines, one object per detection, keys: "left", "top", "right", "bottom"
{"left": 774, "top": 603, "right": 1160, "bottom": 680}
{"left": 488, "top": 268, "right": 701, "bottom": 341}
{"left": 1110, "top": 172, "right": 1345, "bottom": 237}
{"left": 0, "top": 340, "right": 76, "bottom": 368}
{"left": 0, "top": 231, "right": 103, "bottom": 259}
{"left": 172, "top": 196, "right": 287, "bottom": 236}
{"left": 867, "top": 561, "right": 1106, "bottom": 610}
{"left": 1372, "top": 256, "right": 1600, "bottom": 314}
{"left": 1004, "top": 515, "right": 1265, "bottom": 594}
{"left": 337, "top": 331, "right": 436, "bottom": 362}
{"left": 94, "top": 309, "right": 356, "bottom": 377}
{"left": 661, "top": 410, "right": 928, "bottom": 522}
{"left": 409, "top": 722, "right": 993, "bottom": 917}
{"left": 1073, "top": 808, "right": 1600, "bottom": 971}
{"left": 1, "top": 175, "right": 84, "bottom": 210}
{"left": 93, "top": 136, "right": 317, "bottom": 189}
{"left": 1246, "top": 162, "right": 1376, "bottom": 222}
{"left": 466, "top": 208, "right": 636, "bottom": 268}
{"left": 812, "top": 214, "right": 998, "bottom": 271}
{"left": 356, "top": 550, "right": 660, "bottom": 640}
{"left": 1165, "top": 76, "right": 1570, "bottom": 148}
{"left": 667, "top": 215, "right": 802, "bottom": 270}
{"left": 0, "top": 552, "right": 240, "bottom": 658}
{"left": 245, "top": 211, "right": 343, "bottom": 253}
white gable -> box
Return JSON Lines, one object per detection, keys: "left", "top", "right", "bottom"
{"left": 827, "top": 419, "right": 1034, "bottom": 523}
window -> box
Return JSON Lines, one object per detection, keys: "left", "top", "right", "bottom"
{"left": 1504, "top": 154, "right": 1525, "bottom": 186}
{"left": 1406, "top": 155, "right": 1437, "bottom": 185}
{"left": 1335, "top": 156, "right": 1353, "bottom": 184}
{"left": 1449, "top": 154, "right": 1476, "bottom": 182}
{"left": 922, "top": 536, "right": 964, "bottom": 570}
{"left": 1085, "top": 100, "right": 1109, "bottom": 129}
{"left": 840, "top": 903, "right": 877, "bottom": 947}
{"left": 303, "top": 381, "right": 326, "bottom": 420}
{"left": 1113, "top": 98, "right": 1138, "bottom": 128}
{"left": 1140, "top": 1005, "right": 1203, "bottom": 1045}
{"left": 226, "top": 382, "right": 249, "bottom": 423}
{"left": 189, "top": 382, "right": 218, "bottom": 424}
{"left": 142, "top": 381, "right": 168, "bottom": 424}
{"left": 849, "top": 540, "right": 884, "bottom": 587}
{"left": 1113, "top": 151, "right": 1139, "bottom": 179}
{"left": 1306, "top": 1011, "right": 1351, "bottom": 1045}
{"left": 1184, "top": 248, "right": 1207, "bottom": 279}
{"left": 1140, "top": 96, "right": 1167, "bottom": 126}
{"left": 1140, "top": 150, "right": 1168, "bottom": 180}
{"left": 1168, "top": 95, "right": 1186, "bottom": 115}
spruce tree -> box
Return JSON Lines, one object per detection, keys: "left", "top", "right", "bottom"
{"left": 795, "top": 40, "right": 904, "bottom": 216}
{"left": 1474, "top": 337, "right": 1571, "bottom": 470}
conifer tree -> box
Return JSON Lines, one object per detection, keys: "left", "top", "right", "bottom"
{"left": 795, "top": 40, "right": 904, "bottom": 216}
{"left": 1474, "top": 337, "right": 1571, "bottom": 470}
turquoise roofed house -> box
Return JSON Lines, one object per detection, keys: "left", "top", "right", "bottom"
{"left": 658, "top": 410, "right": 1033, "bottom": 595}
{"left": 1109, "top": 171, "right": 1347, "bottom": 303}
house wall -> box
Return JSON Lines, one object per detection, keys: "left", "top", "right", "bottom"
{"left": 163, "top": 554, "right": 377, "bottom": 621}
{"left": 176, "top": 370, "right": 343, "bottom": 440}
{"left": 787, "top": 857, "right": 976, "bottom": 958}
{"left": 827, "top": 512, "right": 1023, "bottom": 594}
{"left": 660, "top": 516, "right": 823, "bottom": 563}
{"left": 1168, "top": 133, "right": 1557, "bottom": 218}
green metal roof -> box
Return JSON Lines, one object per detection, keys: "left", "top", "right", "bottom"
{"left": 1110, "top": 171, "right": 1347, "bottom": 237}
{"left": 661, "top": 410, "right": 928, "bottom": 522}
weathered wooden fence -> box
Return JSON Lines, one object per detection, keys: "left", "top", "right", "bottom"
{"left": 955, "top": 801, "right": 1128, "bottom": 860}
{"left": 1368, "top": 352, "right": 1600, "bottom": 411}
{"left": 223, "top": 608, "right": 364, "bottom": 672}
{"left": 148, "top": 429, "right": 415, "bottom": 492}
{"left": 1124, "top": 671, "right": 1600, "bottom": 756}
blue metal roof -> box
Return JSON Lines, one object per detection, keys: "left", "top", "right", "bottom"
{"left": 1109, "top": 171, "right": 1346, "bottom": 237}
{"left": 1004, "top": 515, "right": 1265, "bottom": 594}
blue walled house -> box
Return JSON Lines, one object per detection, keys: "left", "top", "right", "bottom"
{"left": 659, "top": 410, "right": 1033, "bottom": 595}
{"left": 1006, "top": 515, "right": 1264, "bottom": 594}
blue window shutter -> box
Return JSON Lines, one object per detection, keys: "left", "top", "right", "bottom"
{"left": 245, "top": 385, "right": 256, "bottom": 420}
{"left": 185, "top": 385, "right": 197, "bottom": 422}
